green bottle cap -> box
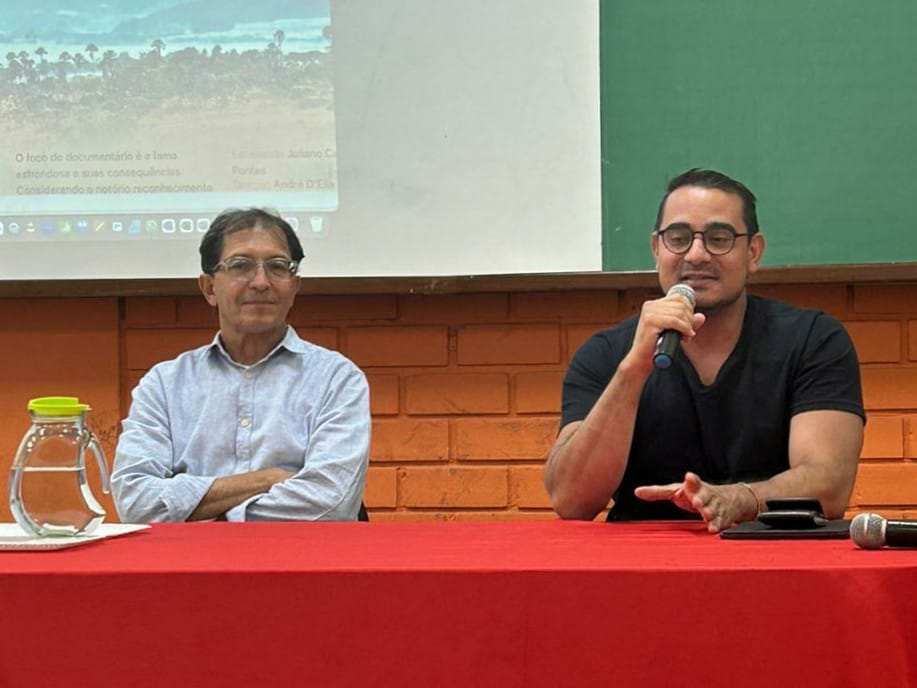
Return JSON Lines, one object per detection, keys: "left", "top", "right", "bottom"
{"left": 27, "top": 396, "right": 91, "bottom": 416}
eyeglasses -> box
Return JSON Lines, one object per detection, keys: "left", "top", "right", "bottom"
{"left": 656, "top": 226, "right": 750, "bottom": 256}
{"left": 212, "top": 256, "right": 299, "bottom": 282}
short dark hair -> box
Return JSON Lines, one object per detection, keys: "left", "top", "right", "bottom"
{"left": 653, "top": 168, "right": 759, "bottom": 236}
{"left": 199, "top": 208, "right": 305, "bottom": 274}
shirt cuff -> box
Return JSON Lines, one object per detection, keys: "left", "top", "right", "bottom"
{"left": 161, "top": 474, "right": 216, "bottom": 522}
{"left": 224, "top": 493, "right": 265, "bottom": 522}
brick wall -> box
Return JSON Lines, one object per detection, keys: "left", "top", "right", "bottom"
{"left": 1, "top": 283, "right": 915, "bottom": 521}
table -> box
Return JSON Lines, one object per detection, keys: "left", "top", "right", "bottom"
{"left": 1, "top": 520, "right": 914, "bottom": 687}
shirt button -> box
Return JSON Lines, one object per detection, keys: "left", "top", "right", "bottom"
{"left": 240, "top": 418, "right": 250, "bottom": 428}
{"left": 244, "top": 371, "right": 253, "bottom": 379}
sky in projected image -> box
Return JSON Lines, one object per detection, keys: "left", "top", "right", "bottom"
{"left": 1, "top": 0, "right": 338, "bottom": 224}
{"left": 1, "top": 1, "right": 332, "bottom": 55}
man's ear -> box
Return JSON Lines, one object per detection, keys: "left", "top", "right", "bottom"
{"left": 198, "top": 273, "right": 217, "bottom": 307}
{"left": 651, "top": 232, "right": 660, "bottom": 269}
{"left": 747, "top": 233, "right": 766, "bottom": 274}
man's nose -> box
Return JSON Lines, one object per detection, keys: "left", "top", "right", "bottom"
{"left": 248, "top": 263, "right": 272, "bottom": 288}
{"left": 683, "top": 233, "right": 711, "bottom": 262}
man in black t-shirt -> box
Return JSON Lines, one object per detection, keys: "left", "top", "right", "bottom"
{"left": 543, "top": 169, "right": 865, "bottom": 531}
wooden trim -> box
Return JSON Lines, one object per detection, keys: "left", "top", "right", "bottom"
{"left": 1, "top": 263, "right": 915, "bottom": 298}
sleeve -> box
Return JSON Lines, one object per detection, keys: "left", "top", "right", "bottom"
{"left": 225, "top": 362, "right": 371, "bottom": 522}
{"left": 790, "top": 313, "right": 866, "bottom": 422}
{"left": 111, "top": 369, "right": 216, "bottom": 523}
{"left": 560, "top": 331, "right": 622, "bottom": 429}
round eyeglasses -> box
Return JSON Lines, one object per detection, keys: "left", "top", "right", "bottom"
{"left": 656, "top": 227, "right": 750, "bottom": 256}
{"left": 212, "top": 257, "right": 299, "bottom": 282}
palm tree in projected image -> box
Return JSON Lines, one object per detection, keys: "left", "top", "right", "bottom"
{"left": 17, "top": 50, "right": 31, "bottom": 72}
{"left": 273, "top": 29, "right": 285, "bottom": 53}
{"left": 56, "top": 51, "right": 72, "bottom": 81}
{"left": 150, "top": 39, "right": 166, "bottom": 60}
{"left": 101, "top": 50, "right": 116, "bottom": 79}
{"left": 4, "top": 52, "right": 23, "bottom": 84}
{"left": 34, "top": 46, "right": 48, "bottom": 79}
{"left": 86, "top": 43, "right": 98, "bottom": 64}
{"left": 16, "top": 51, "right": 35, "bottom": 84}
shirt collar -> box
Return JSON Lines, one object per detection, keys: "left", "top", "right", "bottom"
{"left": 207, "top": 325, "right": 306, "bottom": 368}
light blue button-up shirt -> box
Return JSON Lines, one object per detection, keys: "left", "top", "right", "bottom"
{"left": 112, "top": 327, "right": 370, "bottom": 522}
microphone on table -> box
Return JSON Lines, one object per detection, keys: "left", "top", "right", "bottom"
{"left": 653, "top": 283, "right": 696, "bottom": 370}
{"left": 850, "top": 512, "right": 917, "bottom": 549}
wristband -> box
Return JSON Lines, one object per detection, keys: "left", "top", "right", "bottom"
{"left": 739, "top": 482, "right": 760, "bottom": 518}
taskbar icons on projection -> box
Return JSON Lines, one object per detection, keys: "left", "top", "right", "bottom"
{"left": 0, "top": 214, "right": 331, "bottom": 241}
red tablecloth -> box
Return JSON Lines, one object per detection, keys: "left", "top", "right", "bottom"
{"left": 1, "top": 520, "right": 914, "bottom": 687}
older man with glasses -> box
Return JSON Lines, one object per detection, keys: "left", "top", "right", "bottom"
{"left": 544, "top": 169, "right": 865, "bottom": 531}
{"left": 112, "top": 208, "right": 370, "bottom": 523}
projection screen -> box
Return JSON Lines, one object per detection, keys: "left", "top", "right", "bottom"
{"left": 0, "top": 0, "right": 600, "bottom": 279}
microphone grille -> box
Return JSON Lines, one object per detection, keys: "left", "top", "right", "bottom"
{"left": 849, "top": 512, "right": 886, "bottom": 549}
{"left": 667, "top": 283, "right": 696, "bottom": 307}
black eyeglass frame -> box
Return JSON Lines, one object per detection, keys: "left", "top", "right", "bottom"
{"left": 655, "top": 227, "right": 751, "bottom": 256}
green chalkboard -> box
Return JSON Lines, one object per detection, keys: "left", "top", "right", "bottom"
{"left": 601, "top": 1, "right": 917, "bottom": 271}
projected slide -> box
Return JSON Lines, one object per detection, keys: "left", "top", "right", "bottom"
{"left": 0, "top": 1, "right": 600, "bottom": 279}
{"left": 1, "top": 0, "right": 337, "bottom": 243}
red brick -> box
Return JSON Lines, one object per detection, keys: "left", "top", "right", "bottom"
{"left": 452, "top": 418, "right": 557, "bottom": 461}
{"left": 846, "top": 507, "right": 905, "bottom": 520}
{"left": 367, "top": 511, "right": 450, "bottom": 522}
{"left": 370, "top": 419, "right": 449, "bottom": 462}
{"left": 124, "top": 297, "right": 177, "bottom": 326}
{"left": 0, "top": 297, "right": 116, "bottom": 328}
{"left": 842, "top": 321, "right": 901, "bottom": 363}
{"left": 290, "top": 295, "right": 397, "bottom": 322}
{"left": 515, "top": 371, "right": 564, "bottom": 414}
{"left": 300, "top": 328, "right": 339, "bottom": 351}
{"left": 860, "top": 415, "right": 904, "bottom": 459}
{"left": 854, "top": 286, "right": 917, "bottom": 314}
{"left": 510, "top": 466, "right": 553, "bottom": 508}
{"left": 124, "top": 329, "right": 214, "bottom": 370}
{"left": 366, "top": 375, "right": 399, "bottom": 415}
{"left": 346, "top": 326, "right": 448, "bottom": 367}
{"left": 399, "top": 467, "right": 508, "bottom": 507}
{"left": 512, "top": 291, "right": 618, "bottom": 320}
{"left": 399, "top": 294, "right": 508, "bottom": 322}
{"left": 861, "top": 368, "right": 917, "bottom": 409}
{"left": 852, "top": 463, "right": 917, "bottom": 505}
{"left": 458, "top": 324, "right": 559, "bottom": 365}
{"left": 364, "top": 467, "right": 397, "bottom": 508}
{"left": 368, "top": 510, "right": 558, "bottom": 522}
{"left": 905, "top": 415, "right": 917, "bottom": 458}
{"left": 405, "top": 374, "right": 509, "bottom": 415}
{"left": 749, "top": 285, "right": 847, "bottom": 317}
{"left": 443, "top": 510, "right": 557, "bottom": 521}
{"left": 910, "top": 321, "right": 917, "bottom": 361}
{"left": 177, "top": 297, "right": 218, "bottom": 326}
{"left": 620, "top": 287, "right": 665, "bottom": 316}
{"left": 567, "top": 324, "right": 607, "bottom": 361}
{"left": 122, "top": 370, "right": 145, "bottom": 417}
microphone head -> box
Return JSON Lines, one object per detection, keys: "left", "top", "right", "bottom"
{"left": 850, "top": 512, "right": 887, "bottom": 549}
{"left": 666, "top": 283, "right": 696, "bottom": 307}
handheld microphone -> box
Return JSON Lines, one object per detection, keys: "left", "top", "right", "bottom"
{"left": 850, "top": 512, "right": 917, "bottom": 549}
{"left": 653, "top": 284, "right": 696, "bottom": 369}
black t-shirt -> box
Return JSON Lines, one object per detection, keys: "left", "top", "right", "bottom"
{"left": 561, "top": 295, "right": 865, "bottom": 521}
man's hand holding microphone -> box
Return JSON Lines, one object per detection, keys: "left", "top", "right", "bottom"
{"left": 623, "top": 283, "right": 705, "bottom": 377}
